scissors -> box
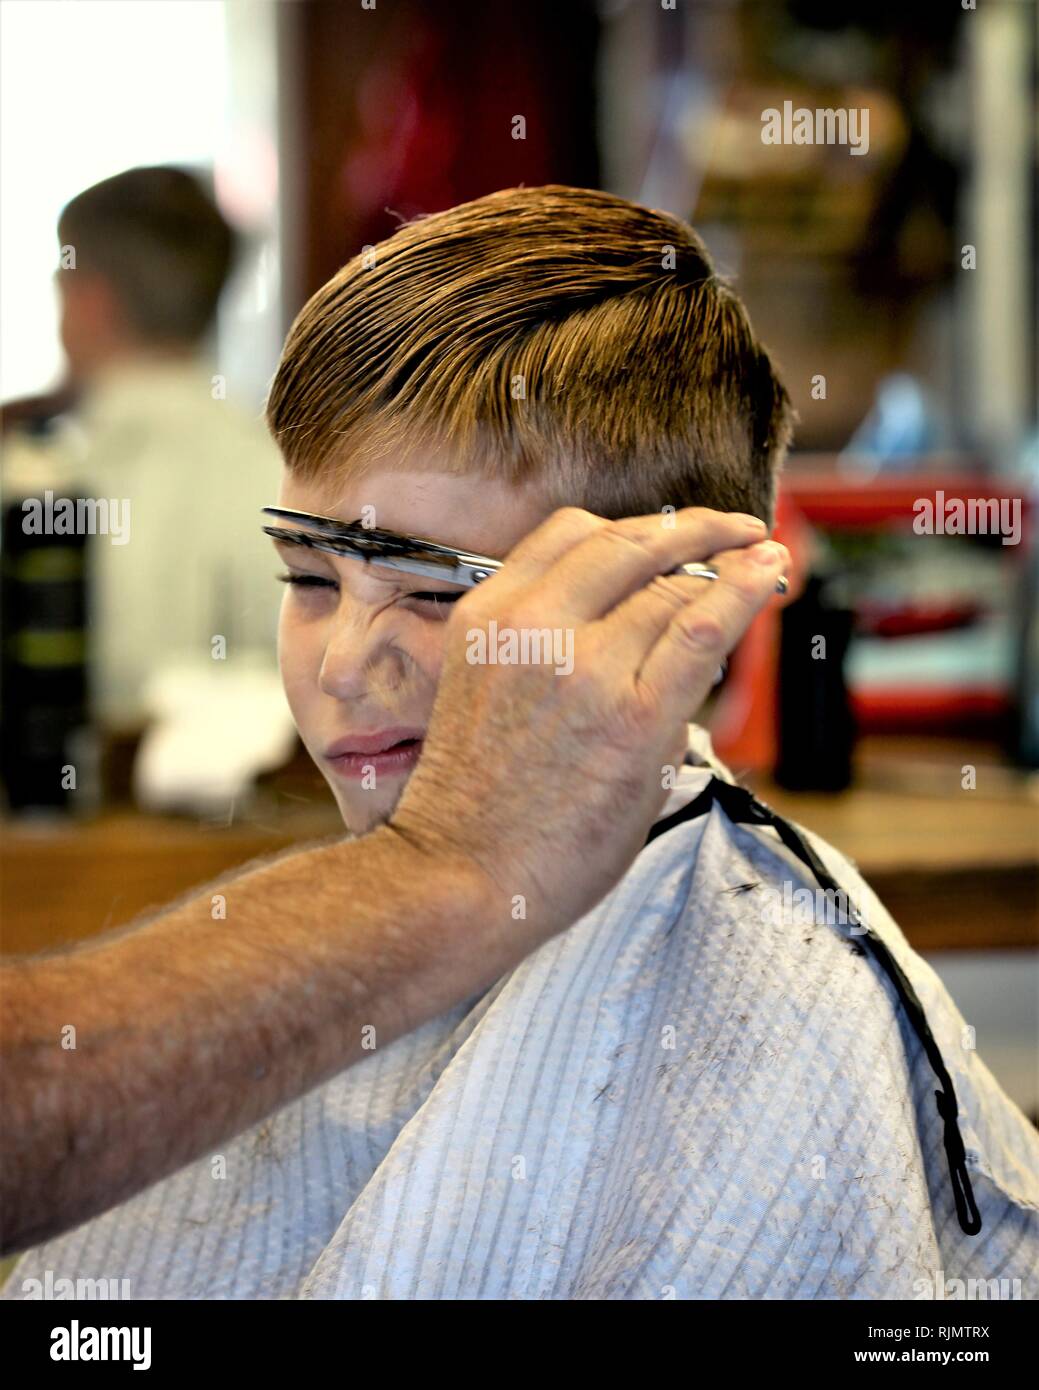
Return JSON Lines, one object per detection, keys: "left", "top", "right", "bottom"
{"left": 261, "top": 507, "right": 788, "bottom": 594}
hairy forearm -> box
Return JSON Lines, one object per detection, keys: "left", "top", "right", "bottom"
{"left": 0, "top": 827, "right": 505, "bottom": 1254}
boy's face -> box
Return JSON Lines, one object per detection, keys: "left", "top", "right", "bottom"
{"left": 274, "top": 466, "right": 552, "bottom": 833}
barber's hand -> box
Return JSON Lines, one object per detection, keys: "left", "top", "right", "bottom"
{"left": 387, "top": 507, "right": 788, "bottom": 944}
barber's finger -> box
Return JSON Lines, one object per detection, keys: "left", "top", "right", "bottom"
{"left": 634, "top": 541, "right": 787, "bottom": 723}
{"left": 593, "top": 539, "right": 787, "bottom": 676}
{"left": 495, "top": 507, "right": 768, "bottom": 619}
{"left": 484, "top": 507, "right": 603, "bottom": 590}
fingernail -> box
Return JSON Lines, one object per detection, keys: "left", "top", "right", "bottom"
{"left": 733, "top": 514, "right": 767, "bottom": 530}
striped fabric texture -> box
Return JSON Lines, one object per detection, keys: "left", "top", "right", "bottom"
{"left": 6, "top": 728, "right": 1038, "bottom": 1299}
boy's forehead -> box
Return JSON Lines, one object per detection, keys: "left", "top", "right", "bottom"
{"left": 275, "top": 466, "right": 551, "bottom": 557}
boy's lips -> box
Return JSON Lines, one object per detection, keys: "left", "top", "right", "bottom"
{"left": 324, "top": 728, "right": 426, "bottom": 758}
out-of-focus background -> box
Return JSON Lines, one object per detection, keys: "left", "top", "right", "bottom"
{"left": 1, "top": 1, "right": 1036, "bottom": 1114}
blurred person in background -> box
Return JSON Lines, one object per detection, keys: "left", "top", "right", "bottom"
{"left": 1, "top": 166, "right": 282, "bottom": 738}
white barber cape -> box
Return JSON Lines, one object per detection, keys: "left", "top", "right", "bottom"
{"left": 6, "top": 727, "right": 1038, "bottom": 1300}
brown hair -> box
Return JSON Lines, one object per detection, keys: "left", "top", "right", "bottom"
{"left": 58, "top": 166, "right": 237, "bottom": 346}
{"left": 265, "top": 185, "right": 796, "bottom": 524}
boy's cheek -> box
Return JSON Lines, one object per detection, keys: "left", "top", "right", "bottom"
{"left": 419, "top": 626, "right": 449, "bottom": 685}
{"left": 397, "top": 621, "right": 448, "bottom": 691}
{"left": 276, "top": 623, "right": 320, "bottom": 732}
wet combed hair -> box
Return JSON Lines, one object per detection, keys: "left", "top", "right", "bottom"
{"left": 265, "top": 184, "right": 797, "bottom": 524}
{"left": 58, "top": 166, "right": 237, "bottom": 346}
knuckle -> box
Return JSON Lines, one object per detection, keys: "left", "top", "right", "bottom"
{"left": 497, "top": 600, "right": 540, "bottom": 633}
{"left": 550, "top": 505, "right": 600, "bottom": 534}
{"left": 677, "top": 505, "right": 739, "bottom": 531}
{"left": 449, "top": 586, "right": 490, "bottom": 624}
{"left": 567, "top": 643, "right": 597, "bottom": 690}
{"left": 600, "top": 518, "right": 659, "bottom": 554}
{"left": 646, "top": 574, "right": 693, "bottom": 611}
{"left": 725, "top": 559, "right": 771, "bottom": 603}
{"left": 605, "top": 685, "right": 661, "bottom": 746}
{"left": 506, "top": 507, "right": 599, "bottom": 566}
{"left": 673, "top": 610, "right": 726, "bottom": 653}
{"left": 678, "top": 505, "right": 718, "bottom": 524}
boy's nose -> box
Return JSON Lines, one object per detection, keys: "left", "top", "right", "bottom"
{"left": 317, "top": 614, "right": 402, "bottom": 701}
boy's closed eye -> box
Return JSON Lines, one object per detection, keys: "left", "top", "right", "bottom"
{"left": 276, "top": 569, "right": 466, "bottom": 610}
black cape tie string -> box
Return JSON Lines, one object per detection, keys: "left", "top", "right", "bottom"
{"left": 645, "top": 775, "right": 983, "bottom": 1237}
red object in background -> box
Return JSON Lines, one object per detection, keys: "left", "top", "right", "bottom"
{"left": 850, "top": 688, "right": 1007, "bottom": 732}
{"left": 290, "top": 0, "right": 600, "bottom": 301}
{"left": 856, "top": 601, "right": 983, "bottom": 638}
{"left": 788, "top": 468, "right": 1030, "bottom": 736}
{"left": 710, "top": 468, "right": 1033, "bottom": 766}
{"left": 778, "top": 469, "right": 1032, "bottom": 536}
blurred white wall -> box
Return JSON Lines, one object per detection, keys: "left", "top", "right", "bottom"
{"left": 0, "top": 0, "right": 283, "bottom": 414}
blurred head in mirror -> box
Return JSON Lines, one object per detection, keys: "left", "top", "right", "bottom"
{"left": 55, "top": 166, "right": 238, "bottom": 385}
{"left": 9, "top": 165, "right": 282, "bottom": 738}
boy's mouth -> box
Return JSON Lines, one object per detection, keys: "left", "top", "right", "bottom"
{"left": 323, "top": 728, "right": 425, "bottom": 780}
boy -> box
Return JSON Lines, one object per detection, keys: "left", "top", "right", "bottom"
{"left": 6, "top": 186, "right": 1036, "bottom": 1299}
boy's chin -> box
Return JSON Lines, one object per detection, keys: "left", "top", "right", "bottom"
{"left": 335, "top": 784, "right": 408, "bottom": 836}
